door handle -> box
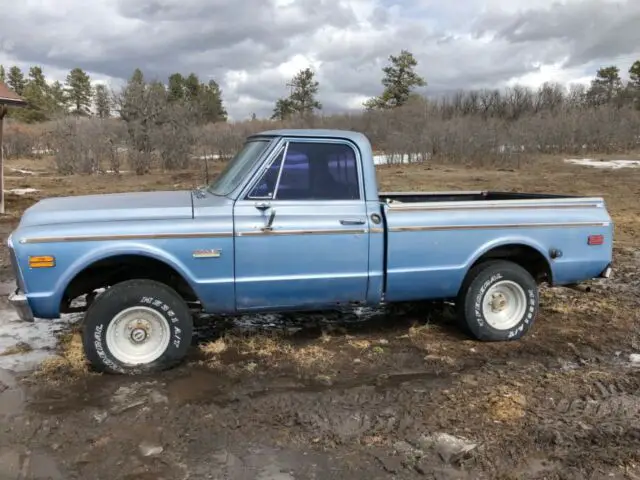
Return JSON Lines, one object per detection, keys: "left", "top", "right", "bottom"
{"left": 340, "top": 218, "right": 366, "bottom": 225}
{"left": 255, "top": 202, "right": 271, "bottom": 211}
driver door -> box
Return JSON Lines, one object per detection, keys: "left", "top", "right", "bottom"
{"left": 233, "top": 138, "right": 371, "bottom": 311}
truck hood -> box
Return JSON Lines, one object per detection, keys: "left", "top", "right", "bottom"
{"left": 19, "top": 190, "right": 194, "bottom": 228}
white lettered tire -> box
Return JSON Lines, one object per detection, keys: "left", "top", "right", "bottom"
{"left": 457, "top": 260, "right": 539, "bottom": 341}
{"left": 82, "top": 279, "right": 193, "bottom": 374}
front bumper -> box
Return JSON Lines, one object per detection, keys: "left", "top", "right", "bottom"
{"left": 8, "top": 289, "right": 35, "bottom": 322}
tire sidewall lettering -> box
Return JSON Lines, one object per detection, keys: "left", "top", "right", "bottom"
{"left": 84, "top": 282, "right": 192, "bottom": 375}
{"left": 464, "top": 261, "right": 538, "bottom": 341}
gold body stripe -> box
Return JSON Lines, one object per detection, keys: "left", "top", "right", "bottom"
{"left": 238, "top": 228, "right": 368, "bottom": 237}
{"left": 388, "top": 222, "right": 608, "bottom": 233}
{"left": 20, "top": 232, "right": 233, "bottom": 244}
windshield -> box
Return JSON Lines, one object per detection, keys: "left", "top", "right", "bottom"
{"left": 207, "top": 139, "right": 271, "bottom": 196}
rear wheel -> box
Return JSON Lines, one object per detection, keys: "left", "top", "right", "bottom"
{"left": 457, "top": 260, "right": 538, "bottom": 341}
{"left": 82, "top": 279, "right": 193, "bottom": 374}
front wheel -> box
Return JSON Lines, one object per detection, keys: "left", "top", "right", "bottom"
{"left": 457, "top": 260, "right": 539, "bottom": 341}
{"left": 82, "top": 279, "right": 193, "bottom": 374}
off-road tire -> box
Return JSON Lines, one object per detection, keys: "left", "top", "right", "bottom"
{"left": 82, "top": 279, "right": 193, "bottom": 375}
{"left": 457, "top": 260, "right": 538, "bottom": 341}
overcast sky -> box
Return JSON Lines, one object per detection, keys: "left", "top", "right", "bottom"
{"left": 1, "top": 0, "right": 639, "bottom": 120}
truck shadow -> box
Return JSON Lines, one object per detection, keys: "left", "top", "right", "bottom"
{"left": 191, "top": 300, "right": 466, "bottom": 346}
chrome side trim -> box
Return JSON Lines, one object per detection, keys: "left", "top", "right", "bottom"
{"left": 238, "top": 228, "right": 368, "bottom": 237}
{"left": 388, "top": 222, "right": 608, "bottom": 233}
{"left": 370, "top": 228, "right": 384, "bottom": 234}
{"left": 387, "top": 202, "right": 602, "bottom": 212}
{"left": 20, "top": 232, "right": 234, "bottom": 244}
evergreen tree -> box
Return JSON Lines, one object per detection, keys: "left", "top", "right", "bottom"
{"left": 288, "top": 67, "right": 322, "bottom": 115}
{"left": 629, "top": 60, "right": 640, "bottom": 109}
{"left": 18, "top": 66, "right": 50, "bottom": 122}
{"left": 65, "top": 67, "right": 93, "bottom": 115}
{"left": 0, "top": 65, "right": 5, "bottom": 84}
{"left": 586, "top": 66, "right": 623, "bottom": 106}
{"left": 271, "top": 67, "right": 321, "bottom": 120}
{"left": 364, "top": 50, "right": 426, "bottom": 110}
{"left": 7, "top": 66, "right": 26, "bottom": 95}
{"left": 94, "top": 84, "right": 111, "bottom": 118}
{"left": 49, "top": 81, "right": 68, "bottom": 114}
{"left": 271, "top": 97, "right": 295, "bottom": 121}
{"left": 167, "top": 73, "right": 185, "bottom": 102}
{"left": 197, "top": 79, "right": 227, "bottom": 123}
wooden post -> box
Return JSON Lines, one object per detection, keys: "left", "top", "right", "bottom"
{"left": 0, "top": 106, "right": 5, "bottom": 215}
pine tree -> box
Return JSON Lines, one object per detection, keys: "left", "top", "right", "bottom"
{"left": 271, "top": 67, "right": 321, "bottom": 120}
{"left": 7, "top": 66, "right": 26, "bottom": 95}
{"left": 364, "top": 50, "right": 426, "bottom": 110}
{"left": 197, "top": 79, "right": 227, "bottom": 123}
{"left": 94, "top": 84, "right": 111, "bottom": 118}
{"left": 288, "top": 67, "right": 322, "bottom": 116}
{"left": 65, "top": 67, "right": 93, "bottom": 115}
{"left": 18, "top": 66, "right": 50, "bottom": 122}
{"left": 49, "top": 81, "right": 68, "bottom": 114}
{"left": 586, "top": 66, "right": 623, "bottom": 106}
{"left": 0, "top": 65, "right": 5, "bottom": 84}
{"left": 167, "top": 73, "right": 185, "bottom": 102}
{"left": 271, "top": 98, "right": 295, "bottom": 121}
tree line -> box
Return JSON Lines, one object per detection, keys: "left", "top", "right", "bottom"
{"left": 2, "top": 51, "right": 640, "bottom": 124}
{"left": 0, "top": 65, "right": 227, "bottom": 124}
{"left": 1, "top": 51, "right": 639, "bottom": 176}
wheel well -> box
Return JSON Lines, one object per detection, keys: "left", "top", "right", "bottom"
{"left": 61, "top": 255, "right": 198, "bottom": 313}
{"left": 468, "top": 244, "right": 552, "bottom": 285}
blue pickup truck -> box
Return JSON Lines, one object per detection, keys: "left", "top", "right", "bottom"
{"left": 7, "top": 129, "right": 613, "bottom": 374}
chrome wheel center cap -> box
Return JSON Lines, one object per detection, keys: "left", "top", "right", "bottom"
{"left": 491, "top": 293, "right": 508, "bottom": 312}
{"left": 130, "top": 328, "right": 148, "bottom": 344}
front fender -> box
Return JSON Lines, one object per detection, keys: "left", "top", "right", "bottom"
{"left": 54, "top": 242, "right": 199, "bottom": 303}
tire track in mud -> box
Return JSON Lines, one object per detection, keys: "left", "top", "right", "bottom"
{"left": 554, "top": 379, "right": 640, "bottom": 421}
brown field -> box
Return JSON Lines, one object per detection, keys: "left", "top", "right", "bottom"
{"left": 1, "top": 153, "right": 639, "bottom": 479}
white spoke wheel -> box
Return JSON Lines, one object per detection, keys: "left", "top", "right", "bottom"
{"left": 82, "top": 279, "right": 193, "bottom": 375}
{"left": 458, "top": 260, "right": 539, "bottom": 341}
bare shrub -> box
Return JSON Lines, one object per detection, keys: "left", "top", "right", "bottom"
{"left": 20, "top": 81, "right": 640, "bottom": 175}
{"left": 2, "top": 121, "right": 39, "bottom": 159}
{"left": 50, "top": 117, "right": 126, "bottom": 175}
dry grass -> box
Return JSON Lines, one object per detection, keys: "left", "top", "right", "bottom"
{"left": 0, "top": 341, "right": 33, "bottom": 356}
{"left": 199, "top": 332, "right": 336, "bottom": 373}
{"left": 486, "top": 386, "right": 528, "bottom": 422}
{"left": 31, "top": 329, "right": 92, "bottom": 383}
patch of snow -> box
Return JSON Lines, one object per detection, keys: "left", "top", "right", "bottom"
{"left": 9, "top": 167, "right": 36, "bottom": 175}
{"left": 565, "top": 158, "right": 640, "bottom": 169}
{"left": 373, "top": 153, "right": 429, "bottom": 165}
{"left": 7, "top": 188, "right": 40, "bottom": 196}
{"left": 0, "top": 289, "right": 82, "bottom": 373}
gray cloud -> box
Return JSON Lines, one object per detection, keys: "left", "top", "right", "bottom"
{"left": 1, "top": 0, "right": 639, "bottom": 120}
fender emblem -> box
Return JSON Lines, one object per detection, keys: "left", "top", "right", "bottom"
{"left": 193, "top": 249, "right": 221, "bottom": 258}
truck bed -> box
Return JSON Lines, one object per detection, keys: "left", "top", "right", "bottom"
{"left": 379, "top": 191, "right": 612, "bottom": 304}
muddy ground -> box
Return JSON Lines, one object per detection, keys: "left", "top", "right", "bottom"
{"left": 0, "top": 154, "right": 639, "bottom": 479}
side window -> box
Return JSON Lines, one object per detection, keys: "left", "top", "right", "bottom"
{"left": 276, "top": 142, "right": 360, "bottom": 200}
{"left": 247, "top": 148, "right": 285, "bottom": 198}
